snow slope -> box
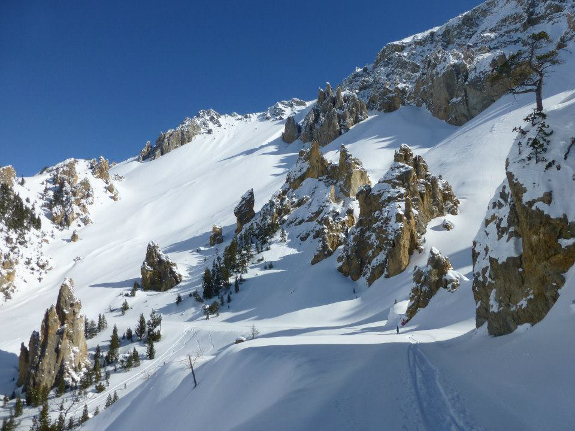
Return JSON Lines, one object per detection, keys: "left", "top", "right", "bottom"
{"left": 2, "top": 33, "right": 575, "bottom": 431}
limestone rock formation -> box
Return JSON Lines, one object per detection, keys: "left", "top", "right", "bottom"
{"left": 472, "top": 109, "right": 575, "bottom": 336}
{"left": 406, "top": 247, "right": 460, "bottom": 320}
{"left": 281, "top": 116, "right": 301, "bottom": 144}
{"left": 70, "top": 230, "right": 79, "bottom": 242}
{"left": 44, "top": 160, "right": 94, "bottom": 228}
{"left": 210, "top": 225, "right": 223, "bottom": 246}
{"left": 341, "top": 0, "right": 574, "bottom": 125}
{"left": 234, "top": 189, "right": 256, "bottom": 233}
{"left": 248, "top": 142, "right": 370, "bottom": 265}
{"left": 0, "top": 166, "right": 16, "bottom": 187}
{"left": 17, "top": 279, "right": 89, "bottom": 391}
{"left": 139, "top": 110, "right": 222, "bottom": 161}
{"left": 300, "top": 84, "right": 368, "bottom": 147}
{"left": 264, "top": 98, "right": 306, "bottom": 121}
{"left": 339, "top": 144, "right": 459, "bottom": 285}
{"left": 90, "top": 156, "right": 111, "bottom": 183}
{"left": 141, "top": 242, "right": 182, "bottom": 291}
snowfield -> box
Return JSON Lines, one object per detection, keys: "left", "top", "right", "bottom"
{"left": 2, "top": 38, "right": 575, "bottom": 431}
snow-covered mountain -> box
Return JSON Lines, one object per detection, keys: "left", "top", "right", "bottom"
{"left": 1, "top": 1, "right": 575, "bottom": 430}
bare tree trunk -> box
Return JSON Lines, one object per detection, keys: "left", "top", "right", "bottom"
{"left": 536, "top": 79, "right": 544, "bottom": 112}
{"left": 188, "top": 354, "right": 197, "bottom": 388}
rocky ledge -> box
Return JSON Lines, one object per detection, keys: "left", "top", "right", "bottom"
{"left": 141, "top": 241, "right": 182, "bottom": 291}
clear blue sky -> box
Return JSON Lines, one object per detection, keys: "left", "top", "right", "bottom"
{"left": 1, "top": 0, "right": 484, "bottom": 176}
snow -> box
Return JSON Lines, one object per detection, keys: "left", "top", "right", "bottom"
{"left": 1, "top": 18, "right": 575, "bottom": 431}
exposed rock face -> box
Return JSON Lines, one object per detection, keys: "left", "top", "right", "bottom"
{"left": 472, "top": 109, "right": 575, "bottom": 336}
{"left": 281, "top": 116, "right": 301, "bottom": 144}
{"left": 90, "top": 156, "right": 110, "bottom": 183}
{"left": 139, "top": 110, "right": 222, "bottom": 161}
{"left": 70, "top": 230, "right": 79, "bottom": 242}
{"left": 234, "top": 189, "right": 256, "bottom": 233}
{"left": 141, "top": 242, "right": 182, "bottom": 291}
{"left": 0, "top": 166, "right": 16, "bottom": 187}
{"left": 210, "top": 225, "right": 223, "bottom": 246}
{"left": 339, "top": 144, "right": 459, "bottom": 285}
{"left": 248, "top": 142, "right": 370, "bottom": 265}
{"left": 264, "top": 98, "right": 307, "bottom": 121}
{"left": 341, "top": 0, "right": 574, "bottom": 125}
{"left": 44, "top": 160, "right": 93, "bottom": 228}
{"left": 17, "top": 279, "right": 89, "bottom": 391}
{"left": 300, "top": 84, "right": 368, "bottom": 147}
{"left": 406, "top": 247, "right": 460, "bottom": 320}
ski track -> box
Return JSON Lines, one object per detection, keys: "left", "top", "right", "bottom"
{"left": 407, "top": 337, "right": 479, "bottom": 431}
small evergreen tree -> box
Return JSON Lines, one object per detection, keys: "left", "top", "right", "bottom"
{"left": 135, "top": 313, "right": 146, "bottom": 340}
{"left": 175, "top": 293, "right": 182, "bottom": 305}
{"left": 105, "top": 394, "right": 113, "bottom": 408}
{"left": 126, "top": 327, "right": 133, "bottom": 342}
{"left": 147, "top": 310, "right": 162, "bottom": 342}
{"left": 147, "top": 338, "right": 155, "bottom": 359}
{"left": 132, "top": 348, "right": 140, "bottom": 367}
{"left": 56, "top": 371, "right": 66, "bottom": 396}
{"left": 80, "top": 404, "right": 89, "bottom": 424}
{"left": 113, "top": 391, "right": 119, "bottom": 403}
{"left": 93, "top": 406, "right": 99, "bottom": 416}
{"left": 106, "top": 325, "right": 120, "bottom": 364}
{"left": 202, "top": 268, "right": 214, "bottom": 299}
{"left": 55, "top": 412, "right": 65, "bottom": 431}
{"left": 38, "top": 401, "right": 51, "bottom": 430}
{"left": 121, "top": 299, "right": 129, "bottom": 315}
{"left": 14, "top": 396, "right": 23, "bottom": 417}
{"left": 234, "top": 277, "right": 239, "bottom": 293}
{"left": 227, "top": 293, "right": 231, "bottom": 304}
{"left": 67, "top": 416, "right": 75, "bottom": 430}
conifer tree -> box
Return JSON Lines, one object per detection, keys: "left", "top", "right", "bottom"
{"left": 80, "top": 404, "right": 89, "bottom": 424}
{"left": 147, "top": 338, "right": 155, "bottom": 359}
{"left": 147, "top": 310, "right": 162, "bottom": 342}
{"left": 55, "top": 413, "right": 65, "bottom": 431}
{"left": 56, "top": 371, "right": 66, "bottom": 396}
{"left": 175, "top": 293, "right": 182, "bottom": 305}
{"left": 38, "top": 401, "right": 51, "bottom": 430}
{"left": 234, "top": 277, "right": 239, "bottom": 293}
{"left": 67, "top": 417, "right": 75, "bottom": 430}
{"left": 113, "top": 391, "right": 119, "bottom": 403}
{"left": 227, "top": 293, "right": 231, "bottom": 304}
{"left": 132, "top": 348, "right": 140, "bottom": 367}
{"left": 135, "top": 313, "right": 146, "bottom": 340}
{"left": 105, "top": 394, "right": 113, "bottom": 408}
{"left": 490, "top": 31, "right": 562, "bottom": 112}
{"left": 106, "top": 325, "right": 120, "bottom": 364}
{"left": 202, "top": 268, "right": 214, "bottom": 299}
{"left": 14, "top": 396, "right": 23, "bottom": 417}
{"left": 121, "top": 299, "right": 129, "bottom": 315}
{"left": 93, "top": 406, "right": 99, "bottom": 416}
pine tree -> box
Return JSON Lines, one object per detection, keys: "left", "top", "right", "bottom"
{"left": 175, "top": 293, "right": 182, "bottom": 305}
{"left": 67, "top": 416, "right": 75, "bottom": 430}
{"left": 132, "top": 348, "right": 140, "bottom": 367}
{"left": 80, "top": 404, "right": 89, "bottom": 424}
{"left": 126, "top": 327, "right": 133, "bottom": 342}
{"left": 97, "top": 314, "right": 107, "bottom": 332}
{"left": 489, "top": 31, "right": 562, "bottom": 112}
{"left": 14, "top": 396, "right": 23, "bottom": 417}
{"left": 55, "top": 413, "right": 65, "bottom": 431}
{"left": 147, "top": 338, "right": 155, "bottom": 359}
{"left": 147, "top": 310, "right": 162, "bottom": 342}
{"left": 135, "top": 313, "right": 146, "bottom": 340}
{"left": 105, "top": 394, "right": 113, "bottom": 408}
{"left": 234, "top": 277, "right": 239, "bottom": 293}
{"left": 38, "top": 401, "right": 51, "bottom": 431}
{"left": 113, "top": 391, "right": 119, "bottom": 403}
{"left": 121, "top": 299, "right": 129, "bottom": 315}
{"left": 93, "top": 406, "right": 99, "bottom": 416}
{"left": 202, "top": 268, "right": 214, "bottom": 299}
{"left": 56, "top": 371, "right": 66, "bottom": 396}
{"left": 106, "top": 325, "right": 120, "bottom": 364}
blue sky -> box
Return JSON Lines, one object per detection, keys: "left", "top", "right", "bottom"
{"left": 1, "top": 0, "right": 483, "bottom": 176}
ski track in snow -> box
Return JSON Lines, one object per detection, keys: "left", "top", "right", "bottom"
{"left": 407, "top": 337, "right": 479, "bottom": 431}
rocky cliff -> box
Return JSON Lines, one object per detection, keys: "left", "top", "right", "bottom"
{"left": 339, "top": 145, "right": 459, "bottom": 285}
{"left": 234, "top": 189, "right": 256, "bottom": 234}
{"left": 406, "top": 247, "right": 461, "bottom": 320}
{"left": 472, "top": 106, "right": 575, "bottom": 336}
{"left": 282, "top": 83, "right": 367, "bottom": 146}
{"left": 340, "top": 0, "right": 575, "bottom": 125}
{"left": 17, "top": 279, "right": 89, "bottom": 391}
{"left": 141, "top": 241, "right": 182, "bottom": 291}
{"left": 243, "top": 142, "right": 370, "bottom": 265}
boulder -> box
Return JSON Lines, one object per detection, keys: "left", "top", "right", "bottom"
{"left": 141, "top": 242, "right": 182, "bottom": 291}
{"left": 300, "top": 84, "right": 368, "bottom": 147}
{"left": 406, "top": 248, "right": 460, "bottom": 320}
{"left": 17, "top": 279, "right": 89, "bottom": 391}
{"left": 210, "top": 225, "right": 223, "bottom": 246}
{"left": 339, "top": 144, "right": 459, "bottom": 285}
{"left": 281, "top": 116, "right": 301, "bottom": 143}
{"left": 234, "top": 189, "right": 256, "bottom": 233}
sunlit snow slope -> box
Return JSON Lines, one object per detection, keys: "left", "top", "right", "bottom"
{"left": 2, "top": 54, "right": 575, "bottom": 431}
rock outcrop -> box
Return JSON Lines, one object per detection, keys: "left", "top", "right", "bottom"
{"left": 0, "top": 166, "right": 16, "bottom": 187}
{"left": 246, "top": 143, "right": 370, "bottom": 265}
{"left": 472, "top": 108, "right": 575, "bottom": 336}
{"left": 281, "top": 116, "right": 301, "bottom": 144}
{"left": 139, "top": 110, "right": 222, "bottom": 161}
{"left": 141, "top": 242, "right": 182, "bottom": 291}
{"left": 264, "top": 98, "right": 306, "bottom": 121}
{"left": 210, "top": 225, "right": 223, "bottom": 246}
{"left": 234, "top": 189, "right": 256, "bottom": 233}
{"left": 406, "top": 248, "right": 460, "bottom": 320}
{"left": 299, "top": 84, "right": 368, "bottom": 147}
{"left": 339, "top": 144, "right": 459, "bottom": 285}
{"left": 17, "top": 279, "right": 89, "bottom": 391}
{"left": 341, "top": 0, "right": 574, "bottom": 125}
{"left": 90, "top": 156, "right": 111, "bottom": 183}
